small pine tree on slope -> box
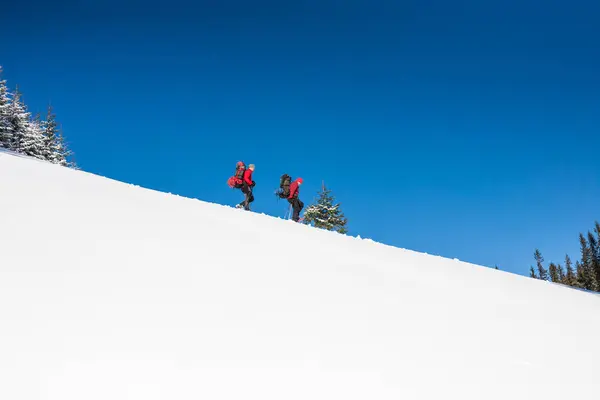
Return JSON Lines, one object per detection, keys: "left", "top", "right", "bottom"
{"left": 41, "top": 104, "right": 74, "bottom": 166}
{"left": 55, "top": 126, "right": 75, "bottom": 167}
{"left": 303, "top": 183, "right": 348, "bottom": 234}
{"left": 41, "top": 105, "right": 59, "bottom": 162}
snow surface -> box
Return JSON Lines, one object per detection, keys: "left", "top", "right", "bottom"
{"left": 1, "top": 150, "right": 599, "bottom": 399}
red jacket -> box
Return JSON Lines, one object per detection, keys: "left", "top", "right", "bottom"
{"left": 288, "top": 180, "right": 300, "bottom": 199}
{"left": 243, "top": 169, "right": 253, "bottom": 186}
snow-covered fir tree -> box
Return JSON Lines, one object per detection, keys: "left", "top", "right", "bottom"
{"left": 42, "top": 105, "right": 61, "bottom": 163}
{"left": 6, "top": 87, "right": 32, "bottom": 153}
{"left": 0, "top": 67, "right": 12, "bottom": 149}
{"left": 41, "top": 105, "right": 76, "bottom": 167}
{"left": 20, "top": 110, "right": 46, "bottom": 160}
{"left": 55, "top": 127, "right": 74, "bottom": 167}
{"left": 303, "top": 183, "right": 348, "bottom": 234}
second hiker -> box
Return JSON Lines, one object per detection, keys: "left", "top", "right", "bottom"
{"left": 288, "top": 177, "right": 304, "bottom": 222}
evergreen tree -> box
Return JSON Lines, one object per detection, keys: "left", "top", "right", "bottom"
{"left": 529, "top": 266, "right": 537, "bottom": 279}
{"left": 6, "top": 87, "right": 31, "bottom": 152}
{"left": 578, "top": 234, "right": 598, "bottom": 291}
{"left": 564, "top": 254, "right": 577, "bottom": 287}
{"left": 55, "top": 124, "right": 75, "bottom": 167}
{"left": 534, "top": 249, "right": 548, "bottom": 281}
{"left": 41, "top": 104, "right": 61, "bottom": 163}
{"left": 20, "top": 110, "right": 46, "bottom": 160}
{"left": 557, "top": 263, "right": 565, "bottom": 284}
{"left": 41, "top": 105, "right": 75, "bottom": 167}
{"left": 44, "top": 105, "right": 70, "bottom": 166}
{"left": 303, "top": 183, "right": 348, "bottom": 234}
{"left": 576, "top": 261, "right": 586, "bottom": 289}
{"left": 0, "top": 66, "right": 12, "bottom": 149}
{"left": 587, "top": 231, "right": 600, "bottom": 287}
{"left": 548, "top": 263, "right": 560, "bottom": 283}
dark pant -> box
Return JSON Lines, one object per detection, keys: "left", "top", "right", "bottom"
{"left": 239, "top": 184, "right": 254, "bottom": 210}
{"left": 288, "top": 198, "right": 304, "bottom": 221}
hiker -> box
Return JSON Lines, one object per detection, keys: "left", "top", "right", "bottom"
{"left": 288, "top": 177, "right": 304, "bottom": 222}
{"left": 237, "top": 163, "right": 255, "bottom": 210}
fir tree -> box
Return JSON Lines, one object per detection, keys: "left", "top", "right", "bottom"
{"left": 0, "top": 66, "right": 12, "bottom": 149}
{"left": 41, "top": 104, "right": 68, "bottom": 164}
{"left": 576, "top": 261, "right": 586, "bottom": 289}
{"left": 557, "top": 263, "right": 565, "bottom": 284}
{"left": 20, "top": 110, "right": 46, "bottom": 160}
{"left": 587, "top": 231, "right": 600, "bottom": 287}
{"left": 303, "top": 183, "right": 348, "bottom": 234}
{"left": 6, "top": 87, "right": 31, "bottom": 152}
{"left": 534, "top": 249, "right": 548, "bottom": 281}
{"left": 41, "top": 105, "right": 59, "bottom": 162}
{"left": 529, "top": 266, "right": 537, "bottom": 279}
{"left": 55, "top": 124, "right": 75, "bottom": 167}
{"left": 578, "top": 234, "right": 598, "bottom": 291}
{"left": 548, "top": 263, "right": 560, "bottom": 283}
{"left": 41, "top": 105, "right": 75, "bottom": 167}
{"left": 564, "top": 254, "right": 577, "bottom": 287}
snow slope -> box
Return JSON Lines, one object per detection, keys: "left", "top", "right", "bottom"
{"left": 1, "top": 150, "right": 599, "bottom": 400}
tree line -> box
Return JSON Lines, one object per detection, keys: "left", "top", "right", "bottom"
{"left": 530, "top": 221, "right": 600, "bottom": 293}
{"left": 0, "top": 66, "right": 75, "bottom": 167}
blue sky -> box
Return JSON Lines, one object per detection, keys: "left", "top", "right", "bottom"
{"left": 2, "top": 0, "right": 599, "bottom": 275}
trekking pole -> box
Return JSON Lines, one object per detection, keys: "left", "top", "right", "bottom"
{"left": 284, "top": 204, "right": 292, "bottom": 220}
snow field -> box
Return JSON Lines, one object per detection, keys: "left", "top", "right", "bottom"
{"left": 1, "top": 151, "right": 599, "bottom": 399}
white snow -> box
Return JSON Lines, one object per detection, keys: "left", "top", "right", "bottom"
{"left": 1, "top": 150, "right": 599, "bottom": 399}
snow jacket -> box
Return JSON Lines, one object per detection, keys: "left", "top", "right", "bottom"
{"left": 288, "top": 179, "right": 301, "bottom": 199}
{"left": 243, "top": 169, "right": 253, "bottom": 186}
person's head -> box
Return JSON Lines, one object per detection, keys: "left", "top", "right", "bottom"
{"left": 249, "top": 164, "right": 255, "bottom": 171}
{"left": 297, "top": 177, "right": 303, "bottom": 185}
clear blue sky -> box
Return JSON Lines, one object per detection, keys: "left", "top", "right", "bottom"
{"left": 3, "top": 0, "right": 599, "bottom": 276}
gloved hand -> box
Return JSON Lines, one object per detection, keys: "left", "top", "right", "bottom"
{"left": 251, "top": 181, "right": 256, "bottom": 188}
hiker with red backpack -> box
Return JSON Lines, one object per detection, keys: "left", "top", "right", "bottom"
{"left": 276, "top": 174, "right": 304, "bottom": 222}
{"left": 239, "top": 164, "right": 255, "bottom": 210}
{"left": 227, "top": 162, "right": 256, "bottom": 210}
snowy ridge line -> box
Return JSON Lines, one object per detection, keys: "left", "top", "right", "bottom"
{"left": 0, "top": 148, "right": 586, "bottom": 289}
{"left": 0, "top": 148, "right": 570, "bottom": 284}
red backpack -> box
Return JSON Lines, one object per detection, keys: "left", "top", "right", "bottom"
{"left": 227, "top": 161, "right": 246, "bottom": 188}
